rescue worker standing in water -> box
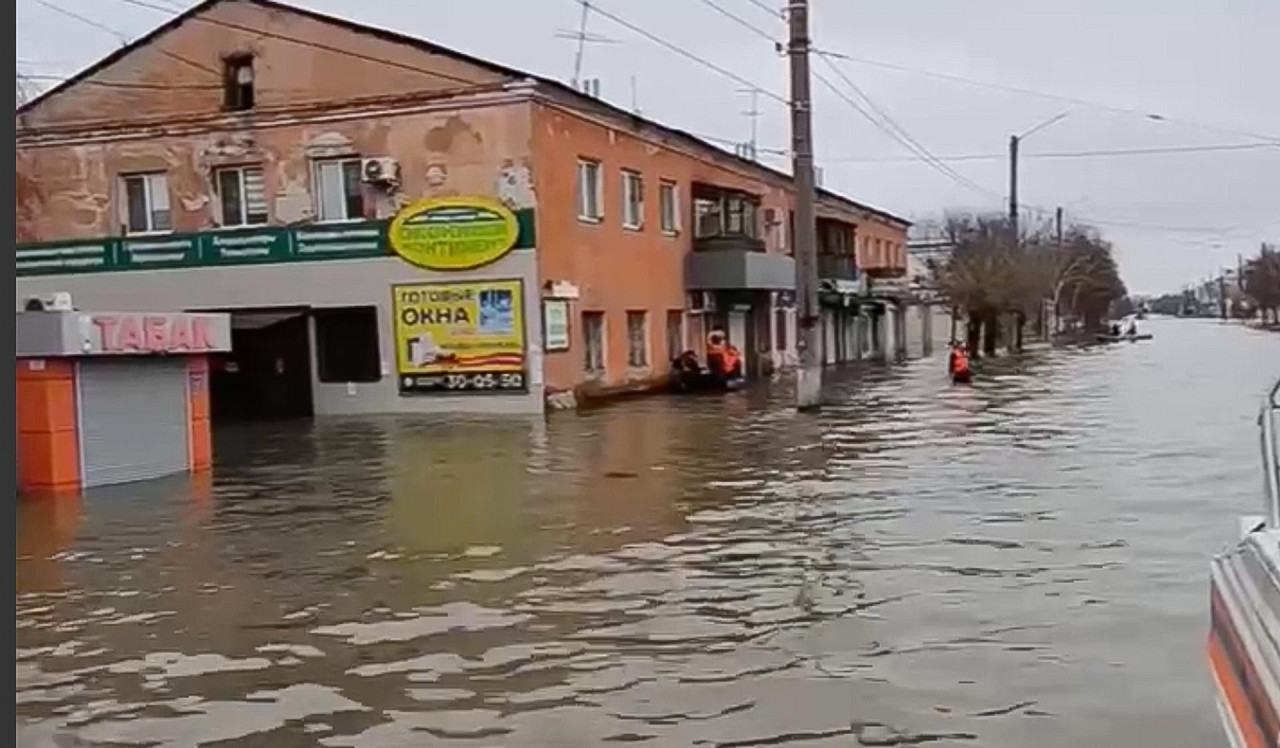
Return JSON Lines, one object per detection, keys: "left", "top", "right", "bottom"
{"left": 948, "top": 341, "right": 972, "bottom": 383}
{"left": 706, "top": 330, "right": 743, "bottom": 381}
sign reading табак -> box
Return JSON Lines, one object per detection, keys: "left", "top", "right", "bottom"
{"left": 392, "top": 280, "right": 527, "bottom": 394}
{"left": 388, "top": 197, "right": 520, "bottom": 271}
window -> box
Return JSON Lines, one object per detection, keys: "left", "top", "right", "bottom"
{"left": 693, "top": 190, "right": 760, "bottom": 238}
{"left": 223, "top": 54, "right": 254, "bottom": 111}
{"left": 314, "top": 307, "right": 381, "bottom": 383}
{"left": 622, "top": 170, "right": 644, "bottom": 229}
{"left": 666, "top": 310, "right": 685, "bottom": 361}
{"left": 216, "top": 166, "right": 268, "bottom": 227}
{"left": 577, "top": 159, "right": 603, "bottom": 221}
{"left": 659, "top": 181, "right": 679, "bottom": 234}
{"left": 627, "top": 311, "right": 648, "bottom": 367}
{"left": 775, "top": 308, "right": 789, "bottom": 351}
{"left": 121, "top": 173, "right": 171, "bottom": 234}
{"left": 313, "top": 158, "right": 364, "bottom": 222}
{"left": 874, "top": 238, "right": 884, "bottom": 265}
{"left": 694, "top": 196, "right": 722, "bottom": 238}
{"left": 583, "top": 312, "right": 605, "bottom": 374}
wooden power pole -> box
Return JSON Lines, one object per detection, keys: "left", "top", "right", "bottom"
{"left": 1008, "top": 135, "right": 1019, "bottom": 234}
{"left": 789, "top": 0, "right": 821, "bottom": 410}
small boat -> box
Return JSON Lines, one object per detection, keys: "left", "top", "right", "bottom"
{"left": 1208, "top": 378, "right": 1280, "bottom": 748}
{"left": 669, "top": 352, "right": 745, "bottom": 393}
{"left": 1096, "top": 332, "right": 1154, "bottom": 343}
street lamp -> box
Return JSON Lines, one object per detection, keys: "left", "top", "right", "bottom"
{"left": 1009, "top": 110, "right": 1070, "bottom": 234}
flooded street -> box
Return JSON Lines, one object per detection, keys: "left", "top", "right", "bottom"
{"left": 17, "top": 317, "right": 1280, "bottom": 747}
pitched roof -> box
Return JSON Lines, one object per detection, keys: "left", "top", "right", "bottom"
{"left": 17, "top": 0, "right": 909, "bottom": 226}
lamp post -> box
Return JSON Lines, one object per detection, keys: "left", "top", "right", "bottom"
{"left": 1008, "top": 111, "right": 1070, "bottom": 236}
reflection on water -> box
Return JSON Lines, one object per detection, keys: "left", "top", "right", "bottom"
{"left": 17, "top": 318, "right": 1280, "bottom": 747}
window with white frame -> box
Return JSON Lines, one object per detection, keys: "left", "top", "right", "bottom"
{"left": 120, "top": 173, "right": 172, "bottom": 234}
{"left": 216, "top": 165, "right": 268, "bottom": 227}
{"left": 577, "top": 159, "right": 603, "bottom": 221}
{"left": 313, "top": 158, "right": 364, "bottom": 222}
{"left": 659, "top": 180, "right": 680, "bottom": 234}
{"left": 666, "top": 310, "right": 685, "bottom": 361}
{"left": 627, "top": 311, "right": 648, "bottom": 367}
{"left": 622, "top": 170, "right": 644, "bottom": 229}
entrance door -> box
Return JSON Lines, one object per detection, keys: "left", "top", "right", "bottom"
{"left": 79, "top": 358, "right": 189, "bottom": 488}
{"left": 210, "top": 309, "right": 314, "bottom": 421}
{"left": 728, "top": 311, "right": 748, "bottom": 351}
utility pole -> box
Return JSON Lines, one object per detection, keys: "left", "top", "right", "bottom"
{"left": 789, "top": 0, "right": 821, "bottom": 410}
{"left": 1055, "top": 206, "right": 1063, "bottom": 246}
{"left": 1008, "top": 135, "right": 1019, "bottom": 235}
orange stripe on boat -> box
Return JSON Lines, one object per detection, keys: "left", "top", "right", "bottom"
{"left": 1210, "top": 631, "right": 1272, "bottom": 748}
{"left": 1212, "top": 587, "right": 1280, "bottom": 738}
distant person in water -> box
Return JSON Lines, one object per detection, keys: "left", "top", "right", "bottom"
{"left": 949, "top": 341, "right": 972, "bottom": 383}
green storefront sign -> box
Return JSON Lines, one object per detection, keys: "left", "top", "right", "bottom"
{"left": 16, "top": 210, "right": 536, "bottom": 277}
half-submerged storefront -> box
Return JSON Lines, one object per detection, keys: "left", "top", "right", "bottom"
{"left": 15, "top": 197, "right": 545, "bottom": 421}
{"left": 17, "top": 305, "right": 232, "bottom": 494}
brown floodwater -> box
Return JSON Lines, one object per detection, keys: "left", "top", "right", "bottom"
{"left": 16, "top": 317, "right": 1280, "bottom": 747}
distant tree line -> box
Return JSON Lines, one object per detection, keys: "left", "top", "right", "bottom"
{"left": 930, "top": 214, "right": 1127, "bottom": 357}
{"left": 1244, "top": 243, "right": 1280, "bottom": 325}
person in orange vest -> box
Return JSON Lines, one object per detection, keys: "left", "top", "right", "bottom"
{"left": 707, "top": 330, "right": 744, "bottom": 382}
{"left": 948, "top": 341, "right": 972, "bottom": 383}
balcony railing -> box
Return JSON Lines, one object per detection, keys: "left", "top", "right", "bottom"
{"left": 818, "top": 254, "right": 856, "bottom": 281}
{"left": 694, "top": 234, "right": 767, "bottom": 253}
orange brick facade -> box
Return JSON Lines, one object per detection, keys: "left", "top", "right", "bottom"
{"left": 16, "top": 0, "right": 910, "bottom": 409}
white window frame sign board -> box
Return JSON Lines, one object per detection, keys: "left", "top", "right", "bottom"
{"left": 544, "top": 299, "right": 571, "bottom": 352}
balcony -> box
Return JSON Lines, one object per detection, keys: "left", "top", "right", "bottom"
{"left": 686, "top": 250, "right": 794, "bottom": 291}
{"left": 818, "top": 254, "right": 856, "bottom": 281}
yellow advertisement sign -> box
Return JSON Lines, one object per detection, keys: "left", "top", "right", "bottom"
{"left": 388, "top": 196, "right": 520, "bottom": 271}
{"left": 392, "top": 279, "right": 526, "bottom": 394}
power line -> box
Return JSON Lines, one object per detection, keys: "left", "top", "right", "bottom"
{"left": 817, "top": 49, "right": 1280, "bottom": 145}
{"left": 822, "top": 142, "right": 1280, "bottom": 164}
{"left": 739, "top": 0, "right": 784, "bottom": 20}
{"left": 694, "top": 0, "right": 778, "bottom": 44}
{"left": 693, "top": 0, "right": 999, "bottom": 199}
{"left": 18, "top": 73, "right": 221, "bottom": 90}
{"left": 34, "top": 0, "right": 222, "bottom": 78}
{"left": 581, "top": 0, "right": 787, "bottom": 105}
{"left": 814, "top": 52, "right": 1001, "bottom": 200}
{"left": 108, "top": 0, "right": 488, "bottom": 89}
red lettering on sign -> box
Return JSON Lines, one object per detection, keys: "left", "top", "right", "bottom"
{"left": 86, "top": 313, "right": 220, "bottom": 354}
{"left": 192, "top": 317, "right": 213, "bottom": 350}
{"left": 116, "top": 316, "right": 142, "bottom": 351}
{"left": 144, "top": 316, "right": 168, "bottom": 351}
{"left": 170, "top": 317, "right": 193, "bottom": 350}
{"left": 92, "top": 315, "right": 120, "bottom": 351}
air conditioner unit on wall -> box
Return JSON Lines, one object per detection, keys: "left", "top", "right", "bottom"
{"left": 23, "top": 292, "right": 73, "bottom": 312}
{"left": 361, "top": 157, "right": 401, "bottom": 187}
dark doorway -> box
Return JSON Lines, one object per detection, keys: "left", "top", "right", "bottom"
{"left": 207, "top": 308, "right": 314, "bottom": 422}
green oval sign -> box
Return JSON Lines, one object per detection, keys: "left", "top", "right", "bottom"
{"left": 389, "top": 197, "right": 520, "bottom": 271}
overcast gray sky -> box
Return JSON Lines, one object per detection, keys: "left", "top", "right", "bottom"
{"left": 16, "top": 0, "right": 1280, "bottom": 294}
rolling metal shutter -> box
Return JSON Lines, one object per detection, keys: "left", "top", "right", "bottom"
{"left": 78, "top": 358, "right": 189, "bottom": 488}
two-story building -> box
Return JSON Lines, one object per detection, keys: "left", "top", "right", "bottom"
{"left": 15, "top": 0, "right": 909, "bottom": 420}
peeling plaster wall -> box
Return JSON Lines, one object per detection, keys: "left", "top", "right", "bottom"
{"left": 17, "top": 102, "right": 537, "bottom": 241}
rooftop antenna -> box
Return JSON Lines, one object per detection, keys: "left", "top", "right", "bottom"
{"left": 737, "top": 87, "right": 762, "bottom": 161}
{"left": 554, "top": 1, "right": 619, "bottom": 89}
